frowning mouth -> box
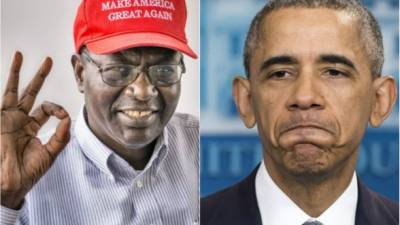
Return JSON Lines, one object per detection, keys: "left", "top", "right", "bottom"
{"left": 280, "top": 123, "right": 333, "bottom": 135}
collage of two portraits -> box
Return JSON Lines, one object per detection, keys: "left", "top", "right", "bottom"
{"left": 1, "top": 0, "right": 399, "bottom": 225}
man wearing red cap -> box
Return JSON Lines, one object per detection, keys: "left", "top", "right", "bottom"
{"left": 1, "top": 0, "right": 198, "bottom": 224}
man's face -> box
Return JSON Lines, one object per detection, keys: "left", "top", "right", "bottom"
{"left": 246, "top": 8, "right": 377, "bottom": 176}
{"left": 79, "top": 47, "right": 181, "bottom": 151}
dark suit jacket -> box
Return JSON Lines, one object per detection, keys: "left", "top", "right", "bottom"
{"left": 201, "top": 166, "right": 399, "bottom": 225}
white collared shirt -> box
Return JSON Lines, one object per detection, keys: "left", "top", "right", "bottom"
{"left": 1, "top": 109, "right": 199, "bottom": 225}
{"left": 255, "top": 160, "right": 358, "bottom": 225}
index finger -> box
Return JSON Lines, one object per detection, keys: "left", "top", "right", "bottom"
{"left": 18, "top": 57, "right": 53, "bottom": 113}
{"left": 2, "top": 52, "right": 23, "bottom": 109}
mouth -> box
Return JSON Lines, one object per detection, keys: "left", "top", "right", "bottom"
{"left": 281, "top": 124, "right": 331, "bottom": 135}
{"left": 281, "top": 125, "right": 331, "bottom": 142}
{"left": 278, "top": 123, "right": 336, "bottom": 150}
{"left": 122, "top": 109, "right": 155, "bottom": 119}
{"left": 117, "top": 109, "right": 159, "bottom": 127}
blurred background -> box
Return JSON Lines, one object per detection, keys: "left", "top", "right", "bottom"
{"left": 200, "top": 0, "right": 399, "bottom": 201}
{"left": 1, "top": 0, "right": 199, "bottom": 133}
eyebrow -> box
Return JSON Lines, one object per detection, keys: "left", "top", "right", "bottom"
{"left": 317, "top": 54, "right": 356, "bottom": 70}
{"left": 258, "top": 55, "right": 299, "bottom": 73}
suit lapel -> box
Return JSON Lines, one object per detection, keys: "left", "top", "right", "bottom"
{"left": 355, "top": 179, "right": 374, "bottom": 225}
{"left": 237, "top": 165, "right": 263, "bottom": 225}
{"left": 355, "top": 178, "right": 398, "bottom": 225}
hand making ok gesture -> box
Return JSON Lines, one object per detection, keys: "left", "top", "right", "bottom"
{"left": 1, "top": 52, "right": 71, "bottom": 209}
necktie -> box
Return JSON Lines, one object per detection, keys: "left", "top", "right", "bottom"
{"left": 302, "top": 220, "right": 324, "bottom": 225}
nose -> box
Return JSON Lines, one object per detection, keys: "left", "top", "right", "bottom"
{"left": 125, "top": 72, "right": 158, "bottom": 101}
{"left": 286, "top": 71, "right": 324, "bottom": 111}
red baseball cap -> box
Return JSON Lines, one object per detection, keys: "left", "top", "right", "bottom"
{"left": 73, "top": 0, "right": 197, "bottom": 58}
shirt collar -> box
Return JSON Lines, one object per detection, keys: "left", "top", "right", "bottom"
{"left": 74, "top": 107, "right": 169, "bottom": 181}
{"left": 255, "top": 160, "right": 358, "bottom": 225}
{"left": 75, "top": 107, "right": 114, "bottom": 178}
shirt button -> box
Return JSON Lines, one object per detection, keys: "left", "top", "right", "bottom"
{"left": 136, "top": 180, "right": 143, "bottom": 188}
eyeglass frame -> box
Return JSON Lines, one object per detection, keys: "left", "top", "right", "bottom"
{"left": 81, "top": 51, "right": 186, "bottom": 87}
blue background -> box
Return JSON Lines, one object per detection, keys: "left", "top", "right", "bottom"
{"left": 200, "top": 0, "right": 399, "bottom": 202}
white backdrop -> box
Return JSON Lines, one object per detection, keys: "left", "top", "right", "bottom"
{"left": 1, "top": 0, "right": 199, "bottom": 133}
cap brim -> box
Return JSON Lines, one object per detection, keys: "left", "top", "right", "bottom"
{"left": 86, "top": 32, "right": 197, "bottom": 59}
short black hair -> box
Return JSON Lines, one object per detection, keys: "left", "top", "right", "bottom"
{"left": 243, "top": 0, "right": 384, "bottom": 78}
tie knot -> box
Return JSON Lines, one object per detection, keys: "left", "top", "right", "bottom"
{"left": 302, "top": 220, "right": 324, "bottom": 225}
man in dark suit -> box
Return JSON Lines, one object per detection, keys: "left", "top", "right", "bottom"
{"left": 201, "top": 0, "right": 398, "bottom": 225}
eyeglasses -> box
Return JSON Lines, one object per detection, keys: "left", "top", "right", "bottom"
{"left": 82, "top": 52, "right": 186, "bottom": 87}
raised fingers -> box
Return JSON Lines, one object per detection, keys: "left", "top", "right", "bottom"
{"left": 18, "top": 57, "right": 53, "bottom": 113}
{"left": 2, "top": 52, "right": 23, "bottom": 109}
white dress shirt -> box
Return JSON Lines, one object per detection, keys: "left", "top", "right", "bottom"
{"left": 0, "top": 109, "right": 199, "bottom": 225}
{"left": 255, "top": 160, "right": 358, "bottom": 225}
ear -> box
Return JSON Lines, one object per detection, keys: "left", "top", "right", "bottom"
{"left": 232, "top": 76, "right": 256, "bottom": 128}
{"left": 71, "top": 54, "right": 85, "bottom": 93}
{"left": 369, "top": 76, "right": 397, "bottom": 127}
